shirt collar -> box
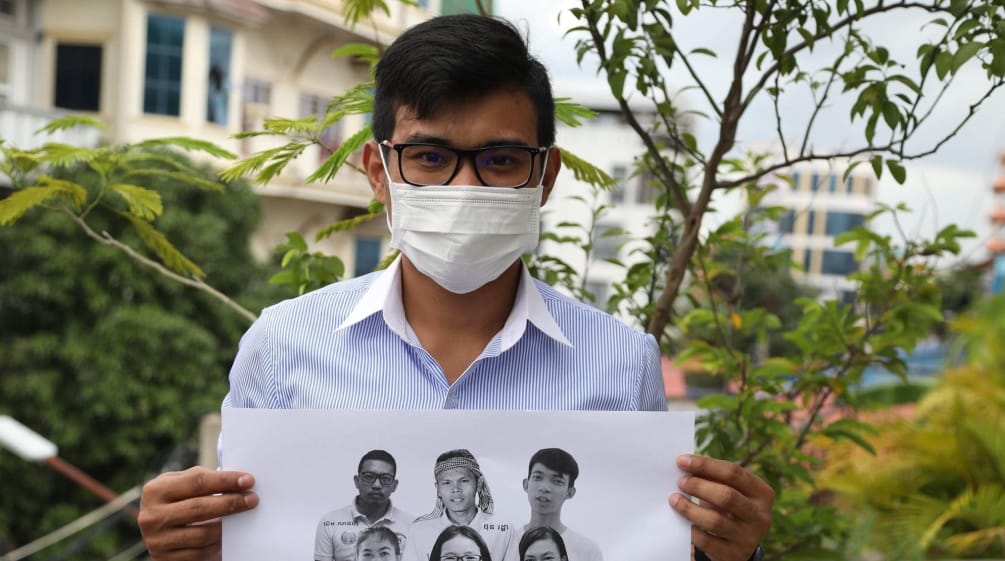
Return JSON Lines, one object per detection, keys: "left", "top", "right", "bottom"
{"left": 335, "top": 256, "right": 572, "bottom": 349}
{"left": 351, "top": 499, "right": 395, "bottom": 524}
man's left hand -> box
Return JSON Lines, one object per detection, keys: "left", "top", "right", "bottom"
{"left": 670, "top": 454, "right": 774, "bottom": 561}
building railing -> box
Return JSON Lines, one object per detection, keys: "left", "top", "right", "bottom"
{"left": 0, "top": 103, "right": 101, "bottom": 151}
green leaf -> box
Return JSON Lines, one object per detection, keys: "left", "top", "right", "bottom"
{"left": 934, "top": 50, "right": 953, "bottom": 80}
{"left": 870, "top": 155, "right": 883, "bottom": 179}
{"left": 555, "top": 98, "right": 598, "bottom": 128}
{"left": 688, "top": 47, "right": 717, "bottom": 58}
{"left": 560, "top": 149, "right": 615, "bottom": 189}
{"left": 951, "top": 41, "right": 983, "bottom": 73}
{"left": 306, "top": 126, "right": 372, "bottom": 184}
{"left": 330, "top": 43, "right": 380, "bottom": 60}
{"left": 122, "top": 169, "right": 224, "bottom": 191}
{"left": 0, "top": 177, "right": 87, "bottom": 225}
{"left": 135, "top": 137, "right": 237, "bottom": 160}
{"left": 886, "top": 159, "right": 907, "bottom": 184}
{"left": 34, "top": 115, "right": 106, "bottom": 136}
{"left": 125, "top": 214, "right": 205, "bottom": 278}
{"left": 109, "top": 183, "right": 164, "bottom": 220}
{"left": 41, "top": 143, "right": 100, "bottom": 167}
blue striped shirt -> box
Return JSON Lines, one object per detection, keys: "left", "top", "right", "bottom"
{"left": 222, "top": 257, "right": 667, "bottom": 412}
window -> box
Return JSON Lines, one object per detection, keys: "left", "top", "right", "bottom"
{"left": 54, "top": 44, "right": 102, "bottom": 111}
{"left": 206, "top": 26, "right": 232, "bottom": 125}
{"left": 592, "top": 224, "right": 621, "bottom": 261}
{"left": 828, "top": 174, "right": 838, "bottom": 193}
{"left": 300, "top": 93, "right": 342, "bottom": 164}
{"left": 0, "top": 43, "right": 9, "bottom": 103}
{"left": 809, "top": 173, "right": 822, "bottom": 193}
{"left": 144, "top": 14, "right": 185, "bottom": 116}
{"left": 0, "top": 0, "right": 13, "bottom": 16}
{"left": 844, "top": 175, "right": 854, "bottom": 194}
{"left": 636, "top": 170, "right": 657, "bottom": 205}
{"left": 821, "top": 250, "right": 857, "bottom": 276}
{"left": 806, "top": 210, "right": 816, "bottom": 235}
{"left": 802, "top": 249, "right": 813, "bottom": 273}
{"left": 608, "top": 165, "right": 627, "bottom": 204}
{"left": 824, "top": 212, "right": 865, "bottom": 236}
{"left": 778, "top": 210, "right": 795, "bottom": 234}
{"left": 244, "top": 78, "right": 271, "bottom": 106}
{"left": 354, "top": 237, "right": 382, "bottom": 276}
{"left": 791, "top": 171, "right": 801, "bottom": 190}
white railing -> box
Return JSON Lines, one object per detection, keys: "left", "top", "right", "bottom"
{"left": 0, "top": 103, "right": 101, "bottom": 150}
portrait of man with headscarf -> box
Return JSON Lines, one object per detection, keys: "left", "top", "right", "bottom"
{"left": 403, "top": 449, "right": 515, "bottom": 561}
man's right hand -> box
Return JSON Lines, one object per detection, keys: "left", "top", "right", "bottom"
{"left": 138, "top": 466, "right": 258, "bottom": 561}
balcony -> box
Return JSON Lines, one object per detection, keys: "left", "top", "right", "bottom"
{"left": 0, "top": 103, "right": 101, "bottom": 151}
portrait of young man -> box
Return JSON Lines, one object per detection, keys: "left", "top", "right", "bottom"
{"left": 313, "top": 450, "right": 414, "bottom": 561}
{"left": 406, "top": 449, "right": 514, "bottom": 561}
{"left": 137, "top": 13, "right": 774, "bottom": 561}
{"left": 506, "top": 448, "right": 601, "bottom": 561}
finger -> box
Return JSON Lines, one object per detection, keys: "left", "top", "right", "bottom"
{"left": 146, "top": 467, "right": 255, "bottom": 503}
{"left": 677, "top": 455, "right": 774, "bottom": 504}
{"left": 669, "top": 493, "right": 742, "bottom": 538}
{"left": 677, "top": 475, "right": 761, "bottom": 523}
{"left": 690, "top": 525, "right": 756, "bottom": 561}
{"left": 143, "top": 519, "right": 222, "bottom": 553}
{"left": 149, "top": 490, "right": 257, "bottom": 529}
{"left": 146, "top": 543, "right": 222, "bottom": 561}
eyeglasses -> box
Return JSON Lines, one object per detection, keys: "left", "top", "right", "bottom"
{"left": 440, "top": 555, "right": 481, "bottom": 561}
{"left": 359, "top": 472, "right": 395, "bottom": 486}
{"left": 381, "top": 140, "right": 548, "bottom": 188}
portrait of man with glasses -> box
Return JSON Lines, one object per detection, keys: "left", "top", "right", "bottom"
{"left": 313, "top": 450, "right": 414, "bottom": 561}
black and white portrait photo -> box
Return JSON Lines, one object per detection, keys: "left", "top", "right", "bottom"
{"left": 221, "top": 409, "right": 694, "bottom": 561}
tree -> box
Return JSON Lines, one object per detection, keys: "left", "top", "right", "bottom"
{"left": 0, "top": 145, "right": 288, "bottom": 557}
{"left": 1, "top": 0, "right": 1002, "bottom": 558}
{"left": 816, "top": 294, "right": 1005, "bottom": 559}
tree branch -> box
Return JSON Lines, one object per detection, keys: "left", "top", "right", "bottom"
{"left": 742, "top": 1, "right": 953, "bottom": 113}
{"left": 63, "top": 209, "right": 259, "bottom": 324}
{"left": 578, "top": 0, "right": 693, "bottom": 217}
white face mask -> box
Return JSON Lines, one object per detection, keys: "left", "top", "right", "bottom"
{"left": 381, "top": 153, "right": 546, "bottom": 294}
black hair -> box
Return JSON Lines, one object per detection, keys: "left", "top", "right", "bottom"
{"left": 358, "top": 449, "right": 397, "bottom": 474}
{"left": 518, "top": 526, "right": 568, "bottom": 561}
{"left": 429, "top": 525, "right": 493, "bottom": 561}
{"left": 373, "top": 14, "right": 555, "bottom": 147}
{"left": 527, "top": 448, "right": 579, "bottom": 488}
{"left": 356, "top": 526, "right": 401, "bottom": 555}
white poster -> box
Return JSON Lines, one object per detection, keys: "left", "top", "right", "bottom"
{"left": 222, "top": 409, "right": 695, "bottom": 561}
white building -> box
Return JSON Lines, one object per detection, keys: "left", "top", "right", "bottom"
{"left": 541, "top": 88, "right": 680, "bottom": 324}
{"left": 759, "top": 157, "right": 877, "bottom": 302}
{"left": 0, "top": 0, "right": 439, "bottom": 275}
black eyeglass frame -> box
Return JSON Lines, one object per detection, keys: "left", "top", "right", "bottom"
{"left": 380, "top": 140, "right": 549, "bottom": 189}
{"left": 358, "top": 471, "right": 395, "bottom": 486}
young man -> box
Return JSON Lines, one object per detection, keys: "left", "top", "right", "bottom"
{"left": 137, "top": 14, "right": 774, "bottom": 561}
{"left": 355, "top": 526, "right": 403, "bottom": 561}
{"left": 509, "top": 448, "right": 601, "bottom": 561}
{"left": 314, "top": 450, "right": 414, "bottom": 561}
{"left": 406, "top": 450, "right": 514, "bottom": 561}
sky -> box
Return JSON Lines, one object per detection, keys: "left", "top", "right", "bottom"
{"left": 493, "top": 0, "right": 1005, "bottom": 265}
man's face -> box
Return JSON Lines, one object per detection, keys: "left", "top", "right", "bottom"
{"left": 356, "top": 535, "right": 399, "bottom": 561}
{"left": 436, "top": 467, "right": 478, "bottom": 514}
{"left": 364, "top": 88, "right": 561, "bottom": 207}
{"left": 523, "top": 462, "right": 575, "bottom": 515}
{"left": 354, "top": 459, "right": 397, "bottom": 508}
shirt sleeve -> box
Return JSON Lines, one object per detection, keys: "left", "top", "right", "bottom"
{"left": 314, "top": 517, "right": 334, "bottom": 561}
{"left": 637, "top": 333, "right": 669, "bottom": 412}
{"left": 222, "top": 309, "right": 278, "bottom": 409}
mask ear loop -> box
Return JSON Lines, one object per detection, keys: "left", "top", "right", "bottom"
{"left": 377, "top": 142, "right": 395, "bottom": 231}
